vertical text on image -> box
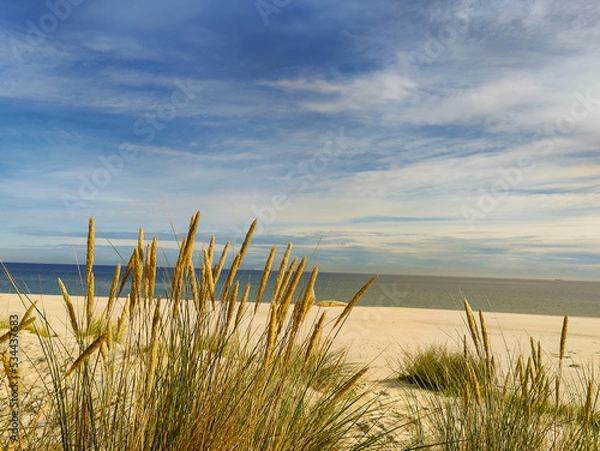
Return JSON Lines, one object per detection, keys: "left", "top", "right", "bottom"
{"left": 6, "top": 315, "right": 20, "bottom": 443}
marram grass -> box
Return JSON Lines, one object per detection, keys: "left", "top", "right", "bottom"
{"left": 400, "top": 300, "right": 600, "bottom": 451}
{"left": 0, "top": 212, "right": 387, "bottom": 451}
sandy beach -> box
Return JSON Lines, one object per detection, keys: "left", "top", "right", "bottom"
{"left": 3, "top": 291, "right": 599, "bottom": 378}
{"left": 2, "top": 291, "right": 600, "bottom": 447}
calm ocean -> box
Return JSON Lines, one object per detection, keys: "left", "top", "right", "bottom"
{"left": 1, "top": 262, "right": 599, "bottom": 318}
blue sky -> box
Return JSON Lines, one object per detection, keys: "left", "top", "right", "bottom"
{"left": 1, "top": 0, "right": 600, "bottom": 280}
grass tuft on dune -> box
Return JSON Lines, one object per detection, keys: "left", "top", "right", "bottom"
{"left": 0, "top": 213, "right": 386, "bottom": 451}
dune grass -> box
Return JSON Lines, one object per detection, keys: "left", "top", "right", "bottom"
{"left": 400, "top": 300, "right": 600, "bottom": 451}
{"left": 398, "top": 344, "right": 487, "bottom": 396}
{"left": 0, "top": 213, "right": 388, "bottom": 451}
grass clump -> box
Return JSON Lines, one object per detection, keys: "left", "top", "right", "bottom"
{"left": 398, "top": 344, "right": 485, "bottom": 396}
{"left": 401, "top": 301, "right": 600, "bottom": 451}
{"left": 0, "top": 213, "right": 388, "bottom": 451}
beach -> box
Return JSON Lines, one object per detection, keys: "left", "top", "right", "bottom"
{"left": 3, "top": 291, "right": 598, "bottom": 380}
{"left": 2, "top": 291, "right": 600, "bottom": 447}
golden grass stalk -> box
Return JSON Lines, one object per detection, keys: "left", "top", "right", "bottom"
{"left": 66, "top": 332, "right": 107, "bottom": 377}
{"left": 304, "top": 311, "right": 326, "bottom": 365}
{"left": 143, "top": 243, "right": 151, "bottom": 302}
{"left": 463, "top": 298, "right": 481, "bottom": 356}
{"left": 334, "top": 276, "right": 377, "bottom": 328}
{"left": 283, "top": 263, "right": 317, "bottom": 358}
{"left": 106, "top": 263, "right": 121, "bottom": 319}
{"left": 208, "top": 235, "right": 215, "bottom": 264}
{"left": 86, "top": 217, "right": 95, "bottom": 329}
{"left": 188, "top": 258, "right": 199, "bottom": 307}
{"left": 117, "top": 252, "right": 135, "bottom": 298}
{"left": 264, "top": 302, "right": 278, "bottom": 369}
{"left": 106, "top": 321, "right": 114, "bottom": 350}
{"left": 478, "top": 310, "right": 491, "bottom": 364}
{"left": 137, "top": 226, "right": 144, "bottom": 264}
{"left": 530, "top": 337, "right": 538, "bottom": 371}
{"left": 467, "top": 364, "right": 482, "bottom": 404}
{"left": 203, "top": 249, "right": 216, "bottom": 309}
{"left": 527, "top": 357, "right": 535, "bottom": 384}
{"left": 213, "top": 241, "right": 229, "bottom": 283}
{"left": 515, "top": 355, "right": 526, "bottom": 397}
{"left": 554, "top": 315, "right": 569, "bottom": 408}
{"left": 559, "top": 315, "right": 568, "bottom": 361}
{"left": 145, "top": 296, "right": 162, "bottom": 397}
{"left": 324, "top": 367, "right": 369, "bottom": 409}
{"left": 255, "top": 245, "right": 276, "bottom": 313}
{"left": 100, "top": 341, "right": 108, "bottom": 370}
{"left": 130, "top": 248, "right": 143, "bottom": 317}
{"left": 183, "top": 214, "right": 199, "bottom": 266}
{"left": 86, "top": 274, "right": 95, "bottom": 332}
{"left": 275, "top": 257, "right": 297, "bottom": 308}
{"left": 583, "top": 379, "right": 594, "bottom": 426}
{"left": 171, "top": 212, "right": 200, "bottom": 304}
{"left": 1, "top": 351, "right": 12, "bottom": 380}
{"left": 222, "top": 219, "right": 257, "bottom": 301}
{"left": 171, "top": 236, "right": 187, "bottom": 304}
{"left": 0, "top": 350, "right": 19, "bottom": 394}
{"left": 277, "top": 257, "right": 307, "bottom": 333}
{"left": 58, "top": 277, "right": 80, "bottom": 338}
{"left": 272, "top": 243, "right": 292, "bottom": 304}
{"left": 115, "top": 299, "right": 128, "bottom": 346}
{"left": 20, "top": 301, "right": 37, "bottom": 326}
{"left": 0, "top": 316, "right": 37, "bottom": 345}
{"left": 294, "top": 266, "right": 318, "bottom": 328}
{"left": 224, "top": 281, "right": 239, "bottom": 333}
{"left": 0, "top": 332, "right": 11, "bottom": 345}
{"left": 17, "top": 317, "right": 36, "bottom": 331}
{"left": 234, "top": 282, "right": 251, "bottom": 332}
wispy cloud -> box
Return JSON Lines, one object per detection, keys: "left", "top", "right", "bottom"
{"left": 1, "top": 0, "right": 599, "bottom": 279}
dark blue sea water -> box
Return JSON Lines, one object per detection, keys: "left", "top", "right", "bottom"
{"left": 1, "top": 262, "right": 599, "bottom": 317}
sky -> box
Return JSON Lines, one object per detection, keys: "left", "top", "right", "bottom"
{"left": 1, "top": 0, "right": 600, "bottom": 280}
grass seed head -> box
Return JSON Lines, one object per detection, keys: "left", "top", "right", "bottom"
{"left": 478, "top": 310, "right": 491, "bottom": 363}
{"left": 255, "top": 245, "right": 276, "bottom": 313}
{"left": 305, "top": 311, "right": 326, "bottom": 365}
{"left": 559, "top": 315, "right": 568, "bottom": 361}
{"left": 463, "top": 298, "right": 481, "bottom": 356}
{"left": 334, "top": 276, "right": 377, "bottom": 328}
{"left": 58, "top": 278, "right": 80, "bottom": 338}
{"left": 66, "top": 332, "right": 108, "bottom": 377}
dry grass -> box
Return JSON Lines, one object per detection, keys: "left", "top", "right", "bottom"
{"left": 400, "top": 300, "right": 600, "bottom": 451}
{"left": 0, "top": 212, "right": 389, "bottom": 451}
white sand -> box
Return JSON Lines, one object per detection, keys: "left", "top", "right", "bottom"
{"left": 2, "top": 291, "right": 598, "bottom": 379}
{"left": 2, "top": 292, "right": 599, "bottom": 445}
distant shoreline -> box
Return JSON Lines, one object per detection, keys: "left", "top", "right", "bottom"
{"left": 4, "top": 260, "right": 600, "bottom": 283}
{"left": 3, "top": 262, "right": 600, "bottom": 318}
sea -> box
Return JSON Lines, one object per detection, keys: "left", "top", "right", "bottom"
{"left": 1, "top": 262, "right": 599, "bottom": 318}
